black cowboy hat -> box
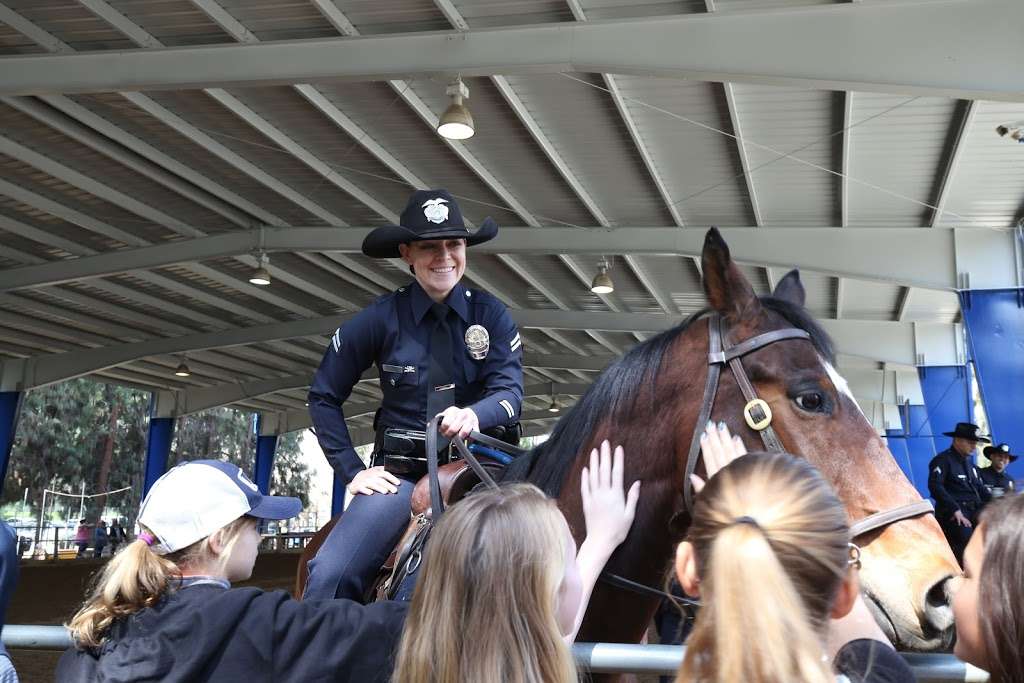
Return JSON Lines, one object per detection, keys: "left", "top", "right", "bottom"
{"left": 361, "top": 189, "right": 498, "bottom": 259}
{"left": 983, "top": 442, "right": 1019, "bottom": 462}
{"left": 942, "top": 422, "right": 991, "bottom": 443}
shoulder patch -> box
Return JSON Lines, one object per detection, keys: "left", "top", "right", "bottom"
{"left": 933, "top": 466, "right": 941, "bottom": 475}
{"left": 510, "top": 332, "right": 522, "bottom": 353}
{"left": 332, "top": 328, "right": 343, "bottom": 353}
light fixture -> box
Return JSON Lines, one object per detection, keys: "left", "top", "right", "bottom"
{"left": 249, "top": 252, "right": 271, "bottom": 286}
{"left": 590, "top": 258, "right": 614, "bottom": 294}
{"left": 547, "top": 383, "right": 560, "bottom": 413}
{"left": 996, "top": 120, "right": 1024, "bottom": 143}
{"left": 437, "top": 77, "right": 474, "bottom": 140}
{"left": 173, "top": 360, "right": 191, "bottom": 377}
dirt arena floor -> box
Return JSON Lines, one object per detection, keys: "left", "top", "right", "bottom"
{"left": 7, "top": 552, "right": 302, "bottom": 682}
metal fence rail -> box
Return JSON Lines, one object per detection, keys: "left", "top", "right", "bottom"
{"left": 1, "top": 626, "right": 988, "bottom": 682}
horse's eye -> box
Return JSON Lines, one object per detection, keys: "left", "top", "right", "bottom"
{"left": 795, "top": 391, "right": 825, "bottom": 413}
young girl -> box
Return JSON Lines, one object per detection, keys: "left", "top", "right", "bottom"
{"left": 675, "top": 423, "right": 914, "bottom": 683}
{"left": 952, "top": 492, "right": 1023, "bottom": 683}
{"left": 392, "top": 439, "right": 640, "bottom": 683}
{"left": 58, "top": 460, "right": 408, "bottom": 683}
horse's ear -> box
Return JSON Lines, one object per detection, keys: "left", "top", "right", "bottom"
{"left": 771, "top": 269, "right": 806, "bottom": 308}
{"left": 701, "top": 227, "right": 760, "bottom": 322}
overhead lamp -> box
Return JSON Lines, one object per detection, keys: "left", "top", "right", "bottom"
{"left": 547, "top": 397, "right": 560, "bottom": 413}
{"left": 437, "top": 77, "right": 474, "bottom": 140}
{"left": 996, "top": 120, "right": 1024, "bottom": 143}
{"left": 590, "top": 259, "right": 614, "bottom": 294}
{"left": 249, "top": 252, "right": 271, "bottom": 286}
{"left": 173, "top": 360, "right": 191, "bottom": 377}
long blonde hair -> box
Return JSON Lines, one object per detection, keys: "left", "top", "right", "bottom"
{"left": 679, "top": 453, "right": 851, "bottom": 683}
{"left": 67, "top": 516, "right": 252, "bottom": 648}
{"left": 392, "top": 483, "right": 577, "bottom": 683}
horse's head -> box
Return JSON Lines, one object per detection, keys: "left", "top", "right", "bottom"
{"left": 697, "top": 228, "right": 959, "bottom": 651}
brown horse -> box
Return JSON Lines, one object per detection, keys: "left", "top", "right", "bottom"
{"left": 298, "top": 228, "right": 958, "bottom": 657}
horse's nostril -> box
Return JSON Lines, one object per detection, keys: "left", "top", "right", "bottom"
{"left": 922, "top": 576, "right": 956, "bottom": 637}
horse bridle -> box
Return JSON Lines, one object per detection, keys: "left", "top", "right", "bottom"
{"left": 420, "top": 313, "right": 933, "bottom": 609}
{"left": 682, "top": 313, "right": 934, "bottom": 539}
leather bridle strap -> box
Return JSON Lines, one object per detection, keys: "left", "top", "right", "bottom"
{"left": 850, "top": 500, "right": 935, "bottom": 538}
{"left": 682, "top": 313, "right": 812, "bottom": 513}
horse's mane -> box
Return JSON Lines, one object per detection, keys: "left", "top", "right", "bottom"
{"left": 502, "top": 297, "right": 834, "bottom": 497}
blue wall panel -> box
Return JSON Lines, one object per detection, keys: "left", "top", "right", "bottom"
{"left": 0, "top": 392, "right": 21, "bottom": 493}
{"left": 918, "top": 365, "right": 972, "bottom": 456}
{"left": 904, "top": 405, "right": 938, "bottom": 500}
{"left": 253, "top": 416, "right": 279, "bottom": 495}
{"left": 960, "top": 289, "right": 1024, "bottom": 480}
{"left": 143, "top": 417, "right": 175, "bottom": 496}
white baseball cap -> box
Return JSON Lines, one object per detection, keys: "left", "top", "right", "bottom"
{"left": 138, "top": 460, "right": 301, "bottom": 555}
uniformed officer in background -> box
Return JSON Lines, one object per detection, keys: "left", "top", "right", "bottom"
{"left": 303, "top": 189, "right": 524, "bottom": 602}
{"left": 928, "top": 422, "right": 992, "bottom": 565}
{"left": 979, "top": 443, "right": 1017, "bottom": 500}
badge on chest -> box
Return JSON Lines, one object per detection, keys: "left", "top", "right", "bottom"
{"left": 465, "top": 325, "right": 489, "bottom": 360}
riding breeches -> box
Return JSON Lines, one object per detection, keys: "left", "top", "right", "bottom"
{"left": 303, "top": 478, "right": 415, "bottom": 602}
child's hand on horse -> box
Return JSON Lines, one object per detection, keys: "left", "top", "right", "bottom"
{"left": 346, "top": 466, "right": 402, "bottom": 496}
{"left": 580, "top": 440, "right": 641, "bottom": 550}
{"left": 691, "top": 421, "right": 748, "bottom": 494}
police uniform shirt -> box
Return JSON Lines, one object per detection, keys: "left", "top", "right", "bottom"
{"left": 927, "top": 447, "right": 991, "bottom": 516}
{"left": 309, "top": 280, "right": 524, "bottom": 482}
{"left": 978, "top": 466, "right": 1015, "bottom": 498}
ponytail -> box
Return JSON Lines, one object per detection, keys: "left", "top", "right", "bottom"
{"left": 67, "top": 517, "right": 252, "bottom": 648}
{"left": 680, "top": 523, "right": 834, "bottom": 683}
{"left": 67, "top": 536, "right": 179, "bottom": 648}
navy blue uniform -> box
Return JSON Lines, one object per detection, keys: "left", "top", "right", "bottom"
{"left": 304, "top": 279, "right": 523, "bottom": 602}
{"left": 928, "top": 447, "right": 991, "bottom": 563}
{"left": 309, "top": 280, "right": 523, "bottom": 484}
{"left": 978, "top": 467, "right": 1015, "bottom": 500}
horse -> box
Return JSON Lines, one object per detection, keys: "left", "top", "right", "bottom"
{"left": 297, "top": 228, "right": 959, "bottom": 661}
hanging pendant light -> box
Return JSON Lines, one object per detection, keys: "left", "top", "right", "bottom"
{"left": 173, "top": 360, "right": 191, "bottom": 377}
{"left": 249, "top": 252, "right": 271, "bottom": 286}
{"left": 437, "top": 76, "right": 475, "bottom": 140}
{"left": 590, "top": 258, "right": 614, "bottom": 294}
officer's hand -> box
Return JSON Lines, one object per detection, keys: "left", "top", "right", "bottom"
{"left": 953, "top": 509, "right": 973, "bottom": 528}
{"left": 437, "top": 406, "right": 479, "bottom": 440}
{"left": 347, "top": 466, "right": 401, "bottom": 496}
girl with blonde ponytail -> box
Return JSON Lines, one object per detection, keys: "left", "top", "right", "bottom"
{"left": 58, "top": 460, "right": 410, "bottom": 683}
{"left": 674, "top": 424, "right": 914, "bottom": 683}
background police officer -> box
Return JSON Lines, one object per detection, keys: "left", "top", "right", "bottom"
{"left": 303, "top": 189, "right": 524, "bottom": 602}
{"left": 928, "top": 422, "right": 992, "bottom": 565}
{"left": 979, "top": 443, "right": 1017, "bottom": 500}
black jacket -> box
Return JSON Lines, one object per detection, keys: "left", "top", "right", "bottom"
{"left": 56, "top": 584, "right": 407, "bottom": 682}
{"left": 928, "top": 447, "right": 990, "bottom": 517}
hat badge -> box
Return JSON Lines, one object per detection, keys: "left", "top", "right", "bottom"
{"left": 422, "top": 197, "right": 449, "bottom": 224}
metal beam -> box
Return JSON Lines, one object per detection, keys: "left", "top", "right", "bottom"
{"left": 2, "top": 225, "right": 1004, "bottom": 293}
{"left": 162, "top": 379, "right": 593, "bottom": 418}
{"left": 930, "top": 100, "right": 978, "bottom": 227}
{"left": 2, "top": 309, "right": 930, "bottom": 390}
{"left": 3, "top": 1, "right": 1017, "bottom": 101}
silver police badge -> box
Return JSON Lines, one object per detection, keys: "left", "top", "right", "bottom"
{"left": 465, "top": 324, "right": 489, "bottom": 360}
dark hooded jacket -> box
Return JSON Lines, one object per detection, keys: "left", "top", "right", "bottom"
{"left": 56, "top": 584, "right": 407, "bottom": 682}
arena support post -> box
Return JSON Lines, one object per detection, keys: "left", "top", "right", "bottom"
{"left": 0, "top": 392, "right": 21, "bottom": 495}
{"left": 142, "top": 393, "right": 176, "bottom": 497}
{"left": 253, "top": 415, "right": 279, "bottom": 495}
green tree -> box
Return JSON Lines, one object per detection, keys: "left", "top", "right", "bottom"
{"left": 5, "top": 380, "right": 310, "bottom": 525}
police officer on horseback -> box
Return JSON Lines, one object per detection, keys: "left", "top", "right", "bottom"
{"left": 304, "top": 189, "right": 524, "bottom": 602}
{"left": 928, "top": 422, "right": 992, "bottom": 564}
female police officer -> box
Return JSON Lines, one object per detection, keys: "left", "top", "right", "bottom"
{"left": 303, "top": 189, "right": 524, "bottom": 602}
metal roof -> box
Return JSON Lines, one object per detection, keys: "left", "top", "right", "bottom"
{"left": 0, "top": 0, "right": 1018, "bottom": 438}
